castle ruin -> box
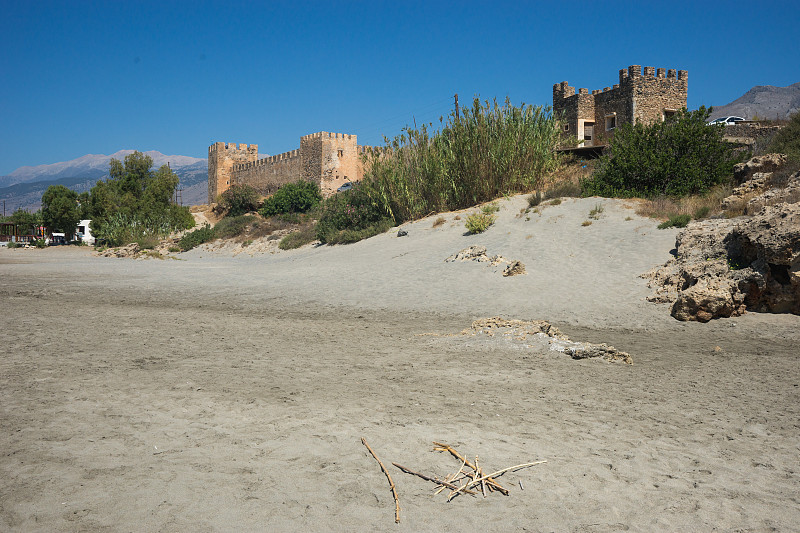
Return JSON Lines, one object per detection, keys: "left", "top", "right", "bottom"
{"left": 554, "top": 65, "right": 688, "bottom": 146}
{"left": 208, "top": 132, "right": 371, "bottom": 203}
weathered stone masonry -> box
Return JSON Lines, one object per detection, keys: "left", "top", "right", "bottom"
{"left": 208, "top": 132, "right": 370, "bottom": 203}
{"left": 554, "top": 65, "right": 688, "bottom": 146}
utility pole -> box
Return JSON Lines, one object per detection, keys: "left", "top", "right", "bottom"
{"left": 454, "top": 93, "right": 459, "bottom": 120}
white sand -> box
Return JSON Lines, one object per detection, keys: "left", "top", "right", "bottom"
{"left": 2, "top": 195, "right": 799, "bottom": 531}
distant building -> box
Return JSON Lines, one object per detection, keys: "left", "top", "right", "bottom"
{"left": 76, "top": 219, "right": 94, "bottom": 245}
{"left": 553, "top": 65, "right": 688, "bottom": 146}
{"left": 208, "top": 132, "right": 372, "bottom": 204}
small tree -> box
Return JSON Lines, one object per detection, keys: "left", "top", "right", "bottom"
{"left": 259, "top": 181, "right": 322, "bottom": 217}
{"left": 582, "top": 107, "right": 742, "bottom": 198}
{"left": 41, "top": 185, "right": 80, "bottom": 238}
{"left": 218, "top": 184, "right": 260, "bottom": 217}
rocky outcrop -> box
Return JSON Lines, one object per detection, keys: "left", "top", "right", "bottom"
{"left": 446, "top": 245, "right": 508, "bottom": 265}
{"left": 745, "top": 170, "right": 800, "bottom": 214}
{"left": 503, "top": 260, "right": 527, "bottom": 277}
{"left": 732, "top": 153, "right": 787, "bottom": 183}
{"left": 644, "top": 202, "right": 800, "bottom": 321}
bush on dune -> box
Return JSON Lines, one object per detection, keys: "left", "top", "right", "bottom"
{"left": 581, "top": 107, "right": 743, "bottom": 198}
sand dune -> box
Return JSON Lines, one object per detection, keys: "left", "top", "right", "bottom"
{"left": 2, "top": 195, "right": 799, "bottom": 531}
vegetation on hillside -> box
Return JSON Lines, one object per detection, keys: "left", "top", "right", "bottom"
{"left": 87, "top": 151, "right": 194, "bottom": 246}
{"left": 767, "top": 111, "right": 800, "bottom": 162}
{"left": 581, "top": 107, "right": 743, "bottom": 198}
{"left": 316, "top": 97, "right": 562, "bottom": 243}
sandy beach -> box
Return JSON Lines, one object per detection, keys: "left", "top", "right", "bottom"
{"left": 2, "top": 195, "right": 799, "bottom": 532}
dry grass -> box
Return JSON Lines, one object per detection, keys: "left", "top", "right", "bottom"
{"left": 581, "top": 220, "right": 592, "bottom": 227}
{"left": 432, "top": 216, "right": 446, "bottom": 228}
{"left": 633, "top": 184, "right": 732, "bottom": 221}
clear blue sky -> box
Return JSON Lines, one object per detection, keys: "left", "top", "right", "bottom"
{"left": 1, "top": 0, "right": 798, "bottom": 175}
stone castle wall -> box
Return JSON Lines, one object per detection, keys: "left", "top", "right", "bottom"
{"left": 554, "top": 65, "right": 688, "bottom": 145}
{"left": 232, "top": 149, "right": 301, "bottom": 195}
{"left": 209, "top": 133, "right": 370, "bottom": 203}
{"left": 208, "top": 143, "right": 258, "bottom": 203}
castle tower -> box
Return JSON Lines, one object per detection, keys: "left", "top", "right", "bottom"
{"left": 207, "top": 142, "right": 258, "bottom": 203}
{"left": 300, "top": 132, "right": 362, "bottom": 196}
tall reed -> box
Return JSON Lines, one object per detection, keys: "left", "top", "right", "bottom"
{"left": 359, "top": 97, "right": 561, "bottom": 224}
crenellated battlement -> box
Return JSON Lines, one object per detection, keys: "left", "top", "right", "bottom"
{"left": 300, "top": 131, "right": 357, "bottom": 141}
{"left": 233, "top": 149, "right": 302, "bottom": 171}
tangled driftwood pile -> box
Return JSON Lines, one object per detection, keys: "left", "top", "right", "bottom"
{"left": 362, "top": 439, "right": 546, "bottom": 523}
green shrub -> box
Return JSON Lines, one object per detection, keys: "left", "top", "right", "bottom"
{"left": 178, "top": 224, "right": 215, "bottom": 251}
{"left": 481, "top": 202, "right": 500, "bottom": 214}
{"left": 694, "top": 206, "right": 711, "bottom": 219}
{"left": 218, "top": 184, "right": 260, "bottom": 217}
{"left": 767, "top": 111, "right": 800, "bottom": 162}
{"left": 260, "top": 181, "right": 322, "bottom": 217}
{"left": 167, "top": 246, "right": 180, "bottom": 253}
{"left": 316, "top": 186, "right": 392, "bottom": 244}
{"left": 657, "top": 214, "right": 692, "bottom": 229}
{"left": 320, "top": 219, "right": 395, "bottom": 245}
{"left": 465, "top": 212, "right": 496, "bottom": 233}
{"left": 34, "top": 238, "right": 47, "bottom": 248}
{"left": 528, "top": 191, "right": 543, "bottom": 207}
{"left": 135, "top": 236, "right": 160, "bottom": 249}
{"left": 582, "top": 107, "right": 742, "bottom": 198}
{"left": 5, "top": 241, "right": 20, "bottom": 249}
{"left": 213, "top": 215, "right": 252, "bottom": 239}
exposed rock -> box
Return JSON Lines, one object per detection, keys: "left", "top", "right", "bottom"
{"left": 456, "top": 317, "right": 632, "bottom": 364}
{"left": 445, "top": 246, "right": 509, "bottom": 266}
{"left": 745, "top": 170, "right": 800, "bottom": 214}
{"left": 721, "top": 172, "right": 772, "bottom": 210}
{"left": 644, "top": 202, "right": 800, "bottom": 321}
{"left": 397, "top": 229, "right": 408, "bottom": 237}
{"left": 733, "top": 153, "right": 787, "bottom": 184}
{"left": 503, "top": 260, "right": 527, "bottom": 277}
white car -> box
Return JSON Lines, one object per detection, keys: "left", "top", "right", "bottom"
{"left": 707, "top": 116, "right": 745, "bottom": 126}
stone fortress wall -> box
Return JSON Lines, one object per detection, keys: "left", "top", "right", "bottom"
{"left": 208, "top": 133, "right": 371, "bottom": 203}
{"left": 554, "top": 65, "right": 688, "bottom": 146}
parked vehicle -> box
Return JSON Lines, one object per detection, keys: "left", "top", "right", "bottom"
{"left": 337, "top": 182, "right": 354, "bottom": 193}
{"left": 707, "top": 116, "right": 745, "bottom": 126}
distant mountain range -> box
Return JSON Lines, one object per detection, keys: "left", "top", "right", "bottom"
{"left": 0, "top": 150, "right": 208, "bottom": 214}
{"left": 710, "top": 82, "right": 800, "bottom": 120}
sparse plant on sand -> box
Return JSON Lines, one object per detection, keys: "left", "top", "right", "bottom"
{"left": 582, "top": 220, "right": 592, "bottom": 226}
{"left": 588, "top": 204, "right": 604, "bottom": 220}
{"left": 432, "top": 216, "right": 446, "bottom": 227}
{"left": 465, "top": 212, "right": 496, "bottom": 234}
{"left": 548, "top": 198, "right": 562, "bottom": 206}
{"left": 657, "top": 214, "right": 692, "bottom": 229}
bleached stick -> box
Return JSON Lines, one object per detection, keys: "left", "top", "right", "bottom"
{"left": 447, "top": 461, "right": 547, "bottom": 501}
{"left": 362, "top": 438, "right": 401, "bottom": 523}
{"left": 432, "top": 442, "right": 509, "bottom": 495}
{"left": 392, "top": 462, "right": 477, "bottom": 495}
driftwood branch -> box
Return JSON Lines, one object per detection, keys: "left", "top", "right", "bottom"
{"left": 362, "top": 438, "right": 400, "bottom": 523}
{"left": 392, "top": 462, "right": 477, "bottom": 495}
{"left": 432, "top": 442, "right": 509, "bottom": 495}
{"left": 447, "top": 461, "right": 547, "bottom": 501}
